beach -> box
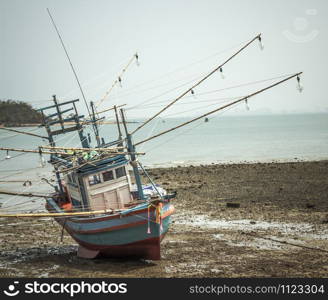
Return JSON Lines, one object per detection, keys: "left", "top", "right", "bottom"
{"left": 0, "top": 160, "right": 328, "bottom": 277}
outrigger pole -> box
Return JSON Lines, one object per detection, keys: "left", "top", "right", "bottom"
{"left": 131, "top": 33, "right": 262, "bottom": 135}
{"left": 0, "top": 147, "right": 73, "bottom": 155}
{"left": 40, "top": 145, "right": 124, "bottom": 152}
{"left": 0, "top": 209, "right": 114, "bottom": 218}
{"left": 0, "top": 147, "right": 144, "bottom": 156}
{"left": 0, "top": 128, "right": 49, "bottom": 140}
{"left": 135, "top": 72, "right": 303, "bottom": 146}
{"left": 0, "top": 189, "right": 50, "bottom": 198}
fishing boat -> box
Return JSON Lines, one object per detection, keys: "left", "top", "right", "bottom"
{"left": 0, "top": 14, "right": 303, "bottom": 261}
{"left": 33, "top": 97, "right": 174, "bottom": 260}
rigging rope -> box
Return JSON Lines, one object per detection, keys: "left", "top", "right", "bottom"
{"left": 130, "top": 73, "right": 296, "bottom": 110}
{"left": 96, "top": 53, "right": 139, "bottom": 108}
{"left": 108, "top": 37, "right": 253, "bottom": 100}
{"left": 135, "top": 72, "right": 302, "bottom": 147}
{"left": 131, "top": 34, "right": 262, "bottom": 135}
{"left": 144, "top": 101, "right": 240, "bottom": 154}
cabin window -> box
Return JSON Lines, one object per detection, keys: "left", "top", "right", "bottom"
{"left": 115, "top": 167, "right": 126, "bottom": 179}
{"left": 103, "top": 170, "right": 114, "bottom": 182}
{"left": 88, "top": 174, "right": 101, "bottom": 186}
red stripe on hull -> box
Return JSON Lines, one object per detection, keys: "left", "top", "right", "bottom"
{"left": 64, "top": 207, "right": 175, "bottom": 235}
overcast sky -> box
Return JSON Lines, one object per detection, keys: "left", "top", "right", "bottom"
{"left": 0, "top": 0, "right": 327, "bottom": 118}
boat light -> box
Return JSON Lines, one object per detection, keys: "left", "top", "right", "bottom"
{"left": 296, "top": 75, "right": 303, "bottom": 93}
{"left": 245, "top": 98, "right": 250, "bottom": 111}
{"left": 258, "top": 36, "right": 264, "bottom": 50}
{"left": 219, "top": 67, "right": 225, "bottom": 79}
{"left": 135, "top": 53, "right": 140, "bottom": 66}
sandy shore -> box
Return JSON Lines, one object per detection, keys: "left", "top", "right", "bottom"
{"left": 0, "top": 160, "right": 328, "bottom": 277}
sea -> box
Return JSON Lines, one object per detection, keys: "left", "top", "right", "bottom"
{"left": 0, "top": 113, "right": 327, "bottom": 209}
{"left": 1, "top": 113, "right": 328, "bottom": 169}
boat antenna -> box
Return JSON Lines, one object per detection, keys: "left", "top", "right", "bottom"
{"left": 46, "top": 8, "right": 94, "bottom": 127}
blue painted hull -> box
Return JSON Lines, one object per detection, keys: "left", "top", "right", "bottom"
{"left": 46, "top": 199, "right": 174, "bottom": 259}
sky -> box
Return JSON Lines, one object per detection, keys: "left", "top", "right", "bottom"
{"left": 0, "top": 0, "right": 327, "bottom": 119}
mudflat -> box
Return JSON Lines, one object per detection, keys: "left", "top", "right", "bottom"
{"left": 0, "top": 160, "right": 328, "bottom": 277}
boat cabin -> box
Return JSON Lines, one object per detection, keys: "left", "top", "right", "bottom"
{"left": 63, "top": 156, "right": 134, "bottom": 211}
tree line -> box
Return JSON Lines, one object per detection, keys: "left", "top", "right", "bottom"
{"left": 0, "top": 100, "right": 43, "bottom": 126}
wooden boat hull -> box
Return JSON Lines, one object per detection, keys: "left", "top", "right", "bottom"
{"left": 46, "top": 199, "right": 174, "bottom": 260}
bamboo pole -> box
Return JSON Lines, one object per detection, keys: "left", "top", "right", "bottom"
{"left": 0, "top": 128, "right": 49, "bottom": 140}
{"left": 0, "top": 147, "right": 144, "bottom": 157}
{"left": 0, "top": 147, "right": 69, "bottom": 155}
{"left": 135, "top": 72, "right": 302, "bottom": 146}
{"left": 0, "top": 121, "right": 137, "bottom": 127}
{"left": 0, "top": 189, "right": 50, "bottom": 198}
{"left": 131, "top": 34, "right": 262, "bottom": 135}
{"left": 0, "top": 209, "right": 114, "bottom": 218}
{"left": 40, "top": 145, "right": 125, "bottom": 152}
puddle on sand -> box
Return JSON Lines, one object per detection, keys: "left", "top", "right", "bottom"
{"left": 175, "top": 214, "right": 328, "bottom": 238}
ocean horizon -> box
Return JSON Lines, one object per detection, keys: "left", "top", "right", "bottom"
{"left": 1, "top": 113, "right": 327, "bottom": 168}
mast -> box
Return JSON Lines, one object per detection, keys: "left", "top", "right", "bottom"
{"left": 38, "top": 96, "right": 90, "bottom": 194}
{"left": 120, "top": 109, "right": 145, "bottom": 200}
{"left": 90, "top": 101, "right": 101, "bottom": 147}
{"left": 114, "top": 105, "right": 123, "bottom": 144}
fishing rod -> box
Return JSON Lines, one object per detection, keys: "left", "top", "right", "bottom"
{"left": 96, "top": 53, "right": 139, "bottom": 108}
{"left": 131, "top": 33, "right": 263, "bottom": 135}
{"left": 135, "top": 72, "right": 303, "bottom": 146}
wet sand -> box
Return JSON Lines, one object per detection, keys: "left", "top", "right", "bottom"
{"left": 1, "top": 160, "right": 328, "bottom": 277}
